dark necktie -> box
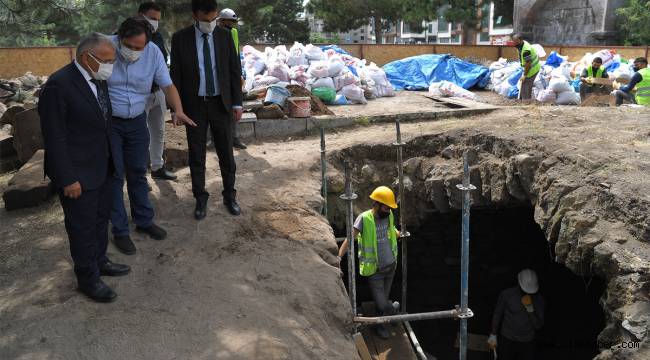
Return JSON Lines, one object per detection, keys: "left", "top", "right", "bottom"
{"left": 202, "top": 33, "right": 216, "bottom": 96}
{"left": 90, "top": 79, "right": 110, "bottom": 122}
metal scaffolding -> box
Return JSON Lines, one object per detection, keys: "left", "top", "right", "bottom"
{"left": 337, "top": 122, "right": 475, "bottom": 359}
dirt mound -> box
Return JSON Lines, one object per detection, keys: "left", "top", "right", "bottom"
{"left": 287, "top": 85, "right": 335, "bottom": 116}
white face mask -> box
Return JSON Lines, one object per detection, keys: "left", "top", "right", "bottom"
{"left": 197, "top": 19, "right": 217, "bottom": 34}
{"left": 144, "top": 16, "right": 159, "bottom": 33}
{"left": 120, "top": 45, "right": 143, "bottom": 63}
{"left": 88, "top": 53, "right": 114, "bottom": 80}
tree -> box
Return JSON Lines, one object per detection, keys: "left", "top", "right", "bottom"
{"left": 235, "top": 0, "right": 309, "bottom": 44}
{"left": 308, "top": 0, "right": 404, "bottom": 44}
{"left": 616, "top": 0, "right": 650, "bottom": 46}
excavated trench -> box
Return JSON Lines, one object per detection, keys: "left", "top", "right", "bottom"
{"left": 325, "top": 129, "right": 649, "bottom": 360}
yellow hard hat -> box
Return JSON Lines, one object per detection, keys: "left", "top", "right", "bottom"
{"left": 369, "top": 186, "right": 398, "bottom": 209}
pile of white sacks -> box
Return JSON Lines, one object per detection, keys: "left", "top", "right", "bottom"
{"left": 242, "top": 43, "right": 395, "bottom": 105}
{"left": 488, "top": 47, "right": 637, "bottom": 106}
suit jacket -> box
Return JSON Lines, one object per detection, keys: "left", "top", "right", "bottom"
{"left": 170, "top": 25, "right": 243, "bottom": 118}
{"left": 38, "top": 62, "right": 116, "bottom": 191}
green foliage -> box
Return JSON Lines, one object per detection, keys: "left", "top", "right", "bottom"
{"left": 0, "top": 0, "right": 308, "bottom": 47}
{"left": 616, "top": 0, "right": 650, "bottom": 46}
{"left": 236, "top": 0, "right": 309, "bottom": 44}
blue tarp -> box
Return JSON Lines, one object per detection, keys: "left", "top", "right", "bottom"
{"left": 508, "top": 68, "right": 523, "bottom": 86}
{"left": 545, "top": 51, "right": 564, "bottom": 68}
{"left": 383, "top": 54, "right": 490, "bottom": 91}
{"left": 319, "top": 45, "right": 351, "bottom": 56}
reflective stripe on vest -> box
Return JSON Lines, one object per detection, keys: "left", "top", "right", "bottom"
{"left": 587, "top": 66, "right": 604, "bottom": 79}
{"left": 231, "top": 27, "right": 240, "bottom": 54}
{"left": 636, "top": 68, "right": 650, "bottom": 106}
{"left": 520, "top": 41, "right": 540, "bottom": 78}
{"left": 356, "top": 210, "right": 398, "bottom": 277}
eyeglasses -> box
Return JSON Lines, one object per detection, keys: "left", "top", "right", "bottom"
{"left": 88, "top": 52, "right": 116, "bottom": 65}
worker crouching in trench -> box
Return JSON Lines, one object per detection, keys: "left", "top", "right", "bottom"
{"left": 339, "top": 186, "right": 401, "bottom": 339}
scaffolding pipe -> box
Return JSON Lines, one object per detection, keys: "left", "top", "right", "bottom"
{"left": 393, "top": 118, "right": 410, "bottom": 314}
{"left": 404, "top": 321, "right": 428, "bottom": 360}
{"left": 320, "top": 128, "right": 327, "bottom": 217}
{"left": 354, "top": 308, "right": 460, "bottom": 324}
{"left": 341, "top": 161, "right": 358, "bottom": 318}
{"left": 456, "top": 151, "right": 476, "bottom": 360}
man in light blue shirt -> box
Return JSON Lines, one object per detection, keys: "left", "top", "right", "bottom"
{"left": 107, "top": 17, "right": 196, "bottom": 255}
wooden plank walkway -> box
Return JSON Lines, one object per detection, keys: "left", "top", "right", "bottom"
{"left": 360, "top": 302, "right": 418, "bottom": 360}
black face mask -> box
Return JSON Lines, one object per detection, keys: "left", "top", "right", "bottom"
{"left": 633, "top": 66, "right": 640, "bottom": 72}
{"left": 377, "top": 210, "right": 390, "bottom": 219}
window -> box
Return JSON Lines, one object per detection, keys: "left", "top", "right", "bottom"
{"left": 428, "top": 24, "right": 433, "bottom": 33}
{"left": 477, "top": 31, "right": 490, "bottom": 44}
{"left": 438, "top": 37, "right": 450, "bottom": 44}
{"left": 451, "top": 34, "right": 461, "bottom": 44}
{"left": 492, "top": 0, "right": 514, "bottom": 30}
{"left": 403, "top": 23, "right": 411, "bottom": 33}
{"left": 360, "top": 36, "right": 365, "bottom": 40}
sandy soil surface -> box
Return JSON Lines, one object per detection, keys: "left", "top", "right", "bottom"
{"left": 2, "top": 104, "right": 650, "bottom": 359}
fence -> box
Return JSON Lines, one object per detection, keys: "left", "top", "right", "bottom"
{"left": 1, "top": 44, "right": 649, "bottom": 79}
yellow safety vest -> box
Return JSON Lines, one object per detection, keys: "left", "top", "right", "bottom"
{"left": 636, "top": 68, "right": 650, "bottom": 106}
{"left": 587, "top": 66, "right": 604, "bottom": 79}
{"left": 356, "top": 210, "right": 398, "bottom": 277}
{"left": 231, "top": 27, "right": 239, "bottom": 54}
{"left": 519, "top": 41, "right": 540, "bottom": 78}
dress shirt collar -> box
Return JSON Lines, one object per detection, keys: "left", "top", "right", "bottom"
{"left": 74, "top": 59, "right": 93, "bottom": 82}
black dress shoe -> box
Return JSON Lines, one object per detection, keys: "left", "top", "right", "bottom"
{"left": 99, "top": 261, "right": 131, "bottom": 277}
{"left": 195, "top": 198, "right": 207, "bottom": 220}
{"left": 113, "top": 235, "right": 136, "bottom": 255}
{"left": 233, "top": 137, "right": 247, "bottom": 150}
{"left": 78, "top": 280, "right": 117, "bottom": 303}
{"left": 224, "top": 199, "right": 241, "bottom": 216}
{"left": 151, "top": 167, "right": 177, "bottom": 180}
{"left": 136, "top": 223, "right": 167, "bottom": 240}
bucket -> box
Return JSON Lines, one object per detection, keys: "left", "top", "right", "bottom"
{"left": 287, "top": 97, "right": 311, "bottom": 118}
{"left": 264, "top": 85, "right": 291, "bottom": 107}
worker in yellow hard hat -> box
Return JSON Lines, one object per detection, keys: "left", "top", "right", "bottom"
{"left": 339, "top": 186, "right": 401, "bottom": 339}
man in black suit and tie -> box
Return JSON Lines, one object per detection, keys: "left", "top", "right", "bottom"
{"left": 38, "top": 33, "right": 131, "bottom": 303}
{"left": 170, "top": 0, "right": 244, "bottom": 220}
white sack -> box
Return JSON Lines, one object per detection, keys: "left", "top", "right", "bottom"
{"left": 308, "top": 61, "right": 330, "bottom": 78}
{"left": 309, "top": 77, "right": 335, "bottom": 90}
{"left": 341, "top": 84, "right": 367, "bottom": 104}
{"left": 536, "top": 89, "right": 556, "bottom": 103}
{"left": 438, "top": 80, "right": 477, "bottom": 100}
{"left": 555, "top": 90, "right": 581, "bottom": 105}
{"left": 328, "top": 57, "right": 346, "bottom": 77}
{"left": 548, "top": 76, "right": 573, "bottom": 93}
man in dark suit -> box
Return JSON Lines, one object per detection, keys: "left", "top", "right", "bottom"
{"left": 38, "top": 33, "right": 131, "bottom": 303}
{"left": 170, "top": 0, "right": 244, "bottom": 220}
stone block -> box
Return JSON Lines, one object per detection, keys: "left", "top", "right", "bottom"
{"left": 13, "top": 108, "right": 43, "bottom": 163}
{"left": 254, "top": 118, "right": 307, "bottom": 139}
{"left": 0, "top": 131, "right": 16, "bottom": 158}
{"left": 3, "top": 150, "right": 54, "bottom": 210}
{"left": 307, "top": 116, "right": 356, "bottom": 131}
{"left": 164, "top": 148, "right": 188, "bottom": 169}
{"left": 236, "top": 122, "right": 255, "bottom": 140}
{"left": 0, "top": 105, "right": 25, "bottom": 126}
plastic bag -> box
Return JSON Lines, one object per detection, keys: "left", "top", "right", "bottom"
{"left": 571, "top": 78, "right": 581, "bottom": 92}
{"left": 330, "top": 94, "right": 349, "bottom": 105}
{"left": 288, "top": 42, "right": 308, "bottom": 66}
{"left": 333, "top": 72, "right": 358, "bottom": 90}
{"left": 613, "top": 65, "right": 633, "bottom": 82}
{"left": 555, "top": 90, "right": 581, "bottom": 105}
{"left": 507, "top": 85, "right": 519, "bottom": 99}
{"left": 374, "top": 85, "right": 396, "bottom": 97}
{"left": 244, "top": 56, "right": 266, "bottom": 75}
{"left": 508, "top": 68, "right": 523, "bottom": 86}
{"left": 312, "top": 87, "right": 336, "bottom": 102}
{"left": 267, "top": 62, "right": 290, "bottom": 82}
{"left": 305, "top": 44, "right": 325, "bottom": 61}
{"left": 429, "top": 82, "right": 443, "bottom": 97}
{"left": 328, "top": 57, "right": 346, "bottom": 77}
{"left": 532, "top": 44, "right": 546, "bottom": 58}
{"left": 437, "top": 80, "right": 477, "bottom": 101}
{"left": 592, "top": 49, "right": 616, "bottom": 67}
{"left": 310, "top": 77, "right": 335, "bottom": 90}
{"left": 255, "top": 75, "right": 280, "bottom": 87}
{"left": 545, "top": 51, "right": 565, "bottom": 68}
{"left": 340, "top": 84, "right": 367, "bottom": 104}
{"left": 551, "top": 63, "right": 572, "bottom": 81}
{"left": 548, "top": 76, "right": 573, "bottom": 93}
{"left": 366, "top": 65, "right": 391, "bottom": 87}
{"left": 536, "top": 89, "right": 556, "bottom": 103}
{"left": 308, "top": 61, "right": 330, "bottom": 78}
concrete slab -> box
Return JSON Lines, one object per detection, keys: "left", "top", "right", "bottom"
{"left": 236, "top": 122, "right": 255, "bottom": 140}
{"left": 254, "top": 118, "right": 308, "bottom": 138}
